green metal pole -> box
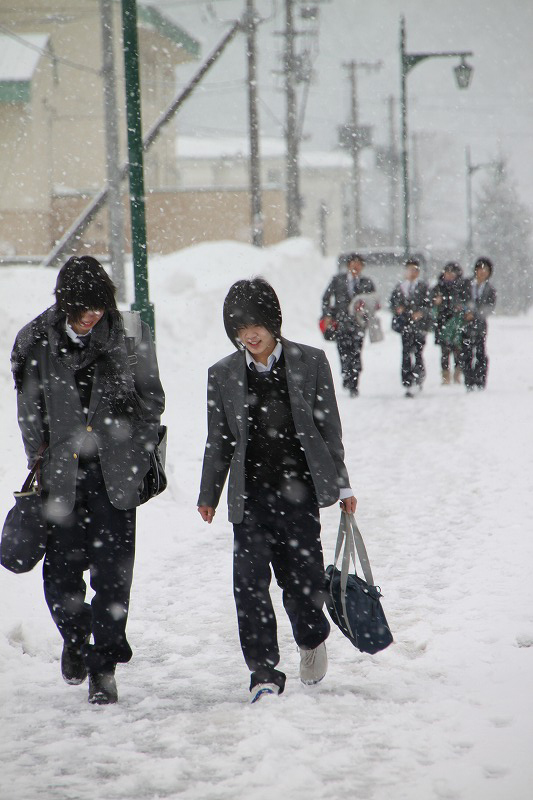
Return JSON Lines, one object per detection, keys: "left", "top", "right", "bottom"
{"left": 121, "top": 0, "right": 155, "bottom": 337}
{"left": 400, "top": 17, "right": 410, "bottom": 259}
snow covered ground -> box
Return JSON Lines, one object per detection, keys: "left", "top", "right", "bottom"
{"left": 1, "top": 239, "right": 532, "bottom": 800}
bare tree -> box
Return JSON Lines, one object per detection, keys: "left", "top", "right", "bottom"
{"left": 475, "top": 161, "right": 533, "bottom": 314}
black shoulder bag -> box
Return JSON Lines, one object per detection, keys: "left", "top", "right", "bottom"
{"left": 325, "top": 512, "right": 393, "bottom": 654}
{"left": 122, "top": 312, "right": 167, "bottom": 504}
{"left": 1, "top": 444, "right": 48, "bottom": 574}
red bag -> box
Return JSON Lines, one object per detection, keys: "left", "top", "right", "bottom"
{"left": 319, "top": 317, "right": 338, "bottom": 341}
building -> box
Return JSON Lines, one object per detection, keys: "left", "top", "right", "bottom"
{"left": 0, "top": 0, "right": 200, "bottom": 258}
{"left": 176, "top": 135, "right": 366, "bottom": 253}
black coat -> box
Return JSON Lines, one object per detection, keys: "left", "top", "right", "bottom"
{"left": 463, "top": 278, "right": 497, "bottom": 336}
{"left": 322, "top": 273, "right": 376, "bottom": 331}
{"left": 13, "top": 312, "right": 165, "bottom": 515}
{"left": 389, "top": 280, "right": 431, "bottom": 334}
{"left": 430, "top": 276, "right": 469, "bottom": 342}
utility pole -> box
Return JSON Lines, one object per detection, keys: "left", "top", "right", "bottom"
{"left": 100, "top": 0, "right": 126, "bottom": 300}
{"left": 411, "top": 131, "right": 421, "bottom": 247}
{"left": 245, "top": 0, "right": 263, "bottom": 247}
{"left": 465, "top": 146, "right": 475, "bottom": 265}
{"left": 284, "top": 0, "right": 300, "bottom": 237}
{"left": 340, "top": 60, "right": 381, "bottom": 247}
{"left": 387, "top": 95, "right": 399, "bottom": 246}
{"left": 318, "top": 200, "right": 327, "bottom": 256}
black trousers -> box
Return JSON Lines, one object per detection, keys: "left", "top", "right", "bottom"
{"left": 43, "top": 458, "right": 136, "bottom": 674}
{"left": 336, "top": 326, "right": 365, "bottom": 392}
{"left": 401, "top": 329, "right": 426, "bottom": 387}
{"left": 462, "top": 322, "right": 489, "bottom": 388}
{"left": 233, "top": 487, "right": 330, "bottom": 693}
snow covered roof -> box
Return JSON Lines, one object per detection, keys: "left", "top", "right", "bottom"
{"left": 176, "top": 136, "right": 286, "bottom": 161}
{"left": 300, "top": 151, "right": 352, "bottom": 169}
{"left": 0, "top": 34, "right": 49, "bottom": 82}
{"left": 138, "top": 4, "right": 200, "bottom": 58}
{"left": 176, "top": 136, "right": 352, "bottom": 170}
{"left": 0, "top": 34, "right": 49, "bottom": 103}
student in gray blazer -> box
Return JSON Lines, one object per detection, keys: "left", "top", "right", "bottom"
{"left": 197, "top": 278, "right": 356, "bottom": 703}
{"left": 461, "top": 257, "right": 497, "bottom": 390}
{"left": 322, "top": 252, "right": 376, "bottom": 397}
{"left": 12, "top": 257, "right": 165, "bottom": 705}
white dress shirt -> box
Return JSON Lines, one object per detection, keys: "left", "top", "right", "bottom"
{"left": 65, "top": 320, "right": 91, "bottom": 347}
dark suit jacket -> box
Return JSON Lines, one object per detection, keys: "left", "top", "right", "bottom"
{"left": 390, "top": 280, "right": 431, "bottom": 333}
{"left": 15, "top": 318, "right": 164, "bottom": 517}
{"left": 197, "top": 338, "right": 351, "bottom": 524}
{"left": 464, "top": 278, "right": 497, "bottom": 335}
{"left": 322, "top": 273, "right": 376, "bottom": 330}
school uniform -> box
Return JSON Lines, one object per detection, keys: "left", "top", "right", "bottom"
{"left": 390, "top": 279, "right": 431, "bottom": 390}
{"left": 198, "top": 338, "right": 351, "bottom": 692}
{"left": 430, "top": 276, "right": 469, "bottom": 373}
{"left": 12, "top": 309, "right": 164, "bottom": 675}
{"left": 461, "top": 278, "right": 497, "bottom": 389}
{"left": 322, "top": 272, "right": 376, "bottom": 393}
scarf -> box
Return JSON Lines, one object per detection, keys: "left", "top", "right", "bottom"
{"left": 11, "top": 306, "right": 143, "bottom": 418}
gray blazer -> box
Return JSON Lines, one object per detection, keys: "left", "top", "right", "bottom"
{"left": 197, "top": 338, "right": 351, "bottom": 523}
{"left": 15, "top": 320, "right": 164, "bottom": 518}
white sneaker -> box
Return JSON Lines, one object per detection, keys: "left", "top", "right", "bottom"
{"left": 299, "top": 642, "right": 328, "bottom": 685}
{"left": 250, "top": 683, "right": 280, "bottom": 704}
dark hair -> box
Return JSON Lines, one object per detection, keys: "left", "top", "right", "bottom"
{"left": 405, "top": 257, "right": 420, "bottom": 269}
{"left": 444, "top": 261, "right": 463, "bottom": 277}
{"left": 344, "top": 252, "right": 365, "bottom": 266}
{"left": 474, "top": 257, "right": 493, "bottom": 277}
{"left": 223, "top": 278, "right": 282, "bottom": 348}
{"left": 55, "top": 256, "right": 117, "bottom": 323}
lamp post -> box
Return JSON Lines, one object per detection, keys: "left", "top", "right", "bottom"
{"left": 400, "top": 16, "right": 473, "bottom": 257}
{"left": 465, "top": 147, "right": 503, "bottom": 265}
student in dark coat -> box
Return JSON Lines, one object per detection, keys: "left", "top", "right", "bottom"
{"left": 321, "top": 253, "right": 377, "bottom": 397}
{"left": 461, "top": 257, "right": 497, "bottom": 390}
{"left": 197, "top": 278, "right": 356, "bottom": 703}
{"left": 11, "top": 256, "right": 165, "bottom": 704}
{"left": 390, "top": 258, "right": 431, "bottom": 397}
{"left": 430, "top": 262, "right": 469, "bottom": 385}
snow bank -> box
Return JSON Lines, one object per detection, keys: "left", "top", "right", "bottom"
{"left": 1, "top": 239, "right": 532, "bottom": 800}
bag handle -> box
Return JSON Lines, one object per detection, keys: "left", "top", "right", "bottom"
{"left": 332, "top": 512, "right": 374, "bottom": 586}
{"left": 347, "top": 513, "right": 374, "bottom": 586}
{"left": 18, "top": 443, "right": 48, "bottom": 496}
{"left": 330, "top": 513, "right": 376, "bottom": 642}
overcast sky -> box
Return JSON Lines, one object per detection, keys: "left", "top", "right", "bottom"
{"left": 153, "top": 0, "right": 533, "bottom": 248}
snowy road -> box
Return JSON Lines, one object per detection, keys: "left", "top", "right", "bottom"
{"left": 1, "top": 240, "right": 532, "bottom": 800}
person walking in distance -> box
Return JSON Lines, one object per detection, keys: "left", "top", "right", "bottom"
{"left": 461, "top": 257, "right": 497, "bottom": 391}
{"left": 321, "top": 253, "right": 377, "bottom": 397}
{"left": 430, "top": 262, "right": 468, "bottom": 385}
{"left": 11, "top": 256, "right": 165, "bottom": 704}
{"left": 197, "top": 278, "right": 356, "bottom": 703}
{"left": 390, "top": 258, "right": 431, "bottom": 398}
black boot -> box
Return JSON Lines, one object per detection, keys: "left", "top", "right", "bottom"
{"left": 88, "top": 668, "right": 118, "bottom": 705}
{"left": 61, "top": 641, "right": 89, "bottom": 685}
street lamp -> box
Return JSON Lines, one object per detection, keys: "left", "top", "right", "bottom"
{"left": 465, "top": 147, "right": 503, "bottom": 265}
{"left": 400, "top": 16, "right": 473, "bottom": 257}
